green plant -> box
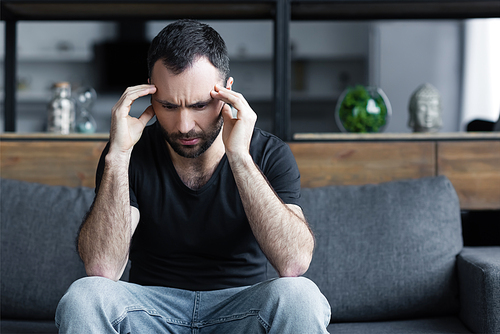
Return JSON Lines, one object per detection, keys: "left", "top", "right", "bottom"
{"left": 337, "top": 85, "right": 388, "bottom": 133}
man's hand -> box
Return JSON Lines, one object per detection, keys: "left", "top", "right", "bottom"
{"left": 212, "top": 84, "right": 314, "bottom": 277}
{"left": 210, "top": 84, "right": 256, "bottom": 159}
{"left": 109, "top": 84, "right": 157, "bottom": 156}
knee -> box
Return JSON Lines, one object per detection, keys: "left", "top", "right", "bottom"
{"left": 263, "top": 277, "right": 331, "bottom": 328}
{"left": 60, "top": 276, "right": 117, "bottom": 305}
{"left": 267, "top": 277, "right": 329, "bottom": 311}
{"left": 56, "top": 276, "right": 118, "bottom": 321}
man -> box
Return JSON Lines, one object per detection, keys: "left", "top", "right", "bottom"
{"left": 56, "top": 19, "right": 330, "bottom": 333}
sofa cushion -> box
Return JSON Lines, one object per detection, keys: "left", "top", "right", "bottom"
{"left": 327, "top": 316, "right": 471, "bottom": 334}
{"left": 1, "top": 178, "right": 94, "bottom": 320}
{"left": 302, "top": 176, "right": 462, "bottom": 322}
{"left": 1, "top": 320, "right": 58, "bottom": 333}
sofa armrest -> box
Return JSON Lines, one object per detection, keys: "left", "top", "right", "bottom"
{"left": 457, "top": 247, "right": 500, "bottom": 334}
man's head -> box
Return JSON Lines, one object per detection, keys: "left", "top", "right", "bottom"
{"left": 152, "top": 58, "right": 226, "bottom": 159}
{"left": 148, "top": 20, "right": 232, "bottom": 159}
{"left": 147, "top": 19, "right": 230, "bottom": 83}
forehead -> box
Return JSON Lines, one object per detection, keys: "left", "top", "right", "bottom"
{"left": 151, "top": 58, "right": 222, "bottom": 96}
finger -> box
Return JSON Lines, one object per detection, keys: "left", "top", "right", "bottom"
{"left": 123, "top": 85, "right": 156, "bottom": 105}
{"left": 211, "top": 85, "right": 248, "bottom": 112}
{"left": 138, "top": 105, "right": 156, "bottom": 126}
{"left": 115, "top": 88, "right": 154, "bottom": 117}
{"left": 115, "top": 85, "right": 157, "bottom": 116}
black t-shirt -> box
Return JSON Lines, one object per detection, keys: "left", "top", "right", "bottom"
{"left": 96, "top": 121, "right": 301, "bottom": 291}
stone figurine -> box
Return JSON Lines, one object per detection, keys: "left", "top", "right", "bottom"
{"left": 408, "top": 83, "right": 443, "bottom": 133}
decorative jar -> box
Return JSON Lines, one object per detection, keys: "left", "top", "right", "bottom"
{"left": 335, "top": 85, "right": 391, "bottom": 133}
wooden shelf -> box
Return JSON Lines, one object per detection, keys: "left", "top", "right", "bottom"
{"left": 3, "top": 132, "right": 499, "bottom": 143}
{"left": 294, "top": 132, "right": 500, "bottom": 142}
{"left": 0, "top": 133, "right": 109, "bottom": 141}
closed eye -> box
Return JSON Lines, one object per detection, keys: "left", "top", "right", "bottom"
{"left": 192, "top": 103, "right": 208, "bottom": 110}
{"left": 155, "top": 98, "right": 212, "bottom": 111}
{"left": 162, "top": 104, "right": 178, "bottom": 110}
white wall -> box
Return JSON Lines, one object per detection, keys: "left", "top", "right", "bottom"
{"left": 461, "top": 19, "right": 500, "bottom": 130}
{"left": 372, "top": 20, "right": 463, "bottom": 133}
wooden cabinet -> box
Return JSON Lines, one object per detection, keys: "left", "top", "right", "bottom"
{"left": 438, "top": 141, "right": 500, "bottom": 210}
{"left": 290, "top": 132, "right": 500, "bottom": 210}
{"left": 2, "top": 133, "right": 499, "bottom": 210}
{"left": 0, "top": 134, "right": 108, "bottom": 188}
{"left": 289, "top": 141, "right": 435, "bottom": 187}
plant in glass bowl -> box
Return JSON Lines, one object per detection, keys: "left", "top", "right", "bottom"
{"left": 335, "top": 85, "right": 391, "bottom": 133}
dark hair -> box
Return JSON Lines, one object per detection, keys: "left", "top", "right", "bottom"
{"left": 147, "top": 19, "right": 230, "bottom": 82}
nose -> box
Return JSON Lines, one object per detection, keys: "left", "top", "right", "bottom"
{"left": 176, "top": 108, "right": 195, "bottom": 134}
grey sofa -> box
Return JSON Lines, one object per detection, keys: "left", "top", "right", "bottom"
{"left": 1, "top": 176, "right": 499, "bottom": 333}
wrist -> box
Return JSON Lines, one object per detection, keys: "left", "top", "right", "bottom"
{"left": 226, "top": 150, "right": 253, "bottom": 168}
{"left": 105, "top": 148, "right": 132, "bottom": 168}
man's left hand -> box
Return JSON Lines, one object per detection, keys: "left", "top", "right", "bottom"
{"left": 210, "top": 83, "right": 257, "bottom": 159}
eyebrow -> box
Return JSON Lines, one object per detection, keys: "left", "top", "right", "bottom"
{"left": 154, "top": 97, "right": 213, "bottom": 108}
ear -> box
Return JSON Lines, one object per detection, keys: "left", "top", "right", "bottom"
{"left": 148, "top": 78, "right": 151, "bottom": 84}
{"left": 226, "top": 77, "right": 234, "bottom": 90}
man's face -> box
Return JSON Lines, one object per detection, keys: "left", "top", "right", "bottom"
{"left": 150, "top": 57, "right": 229, "bottom": 158}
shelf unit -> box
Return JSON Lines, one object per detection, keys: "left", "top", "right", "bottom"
{"left": 2, "top": 0, "right": 500, "bottom": 140}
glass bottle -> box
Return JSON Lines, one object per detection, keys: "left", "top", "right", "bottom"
{"left": 47, "top": 82, "right": 76, "bottom": 134}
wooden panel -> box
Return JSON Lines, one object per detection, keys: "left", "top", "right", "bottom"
{"left": 288, "top": 141, "right": 436, "bottom": 188}
{"left": 1, "top": 140, "right": 107, "bottom": 188}
{"left": 3, "top": 137, "right": 498, "bottom": 210}
{"left": 438, "top": 141, "right": 500, "bottom": 210}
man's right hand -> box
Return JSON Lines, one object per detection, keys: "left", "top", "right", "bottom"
{"left": 109, "top": 84, "right": 157, "bottom": 155}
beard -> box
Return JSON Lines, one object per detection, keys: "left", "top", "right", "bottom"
{"left": 160, "top": 112, "right": 223, "bottom": 159}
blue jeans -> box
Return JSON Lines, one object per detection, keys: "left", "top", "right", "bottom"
{"left": 55, "top": 276, "right": 331, "bottom": 333}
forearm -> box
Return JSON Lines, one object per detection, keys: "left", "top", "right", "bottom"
{"left": 211, "top": 83, "right": 313, "bottom": 276}
{"left": 78, "top": 151, "right": 133, "bottom": 281}
{"left": 78, "top": 85, "right": 154, "bottom": 280}
{"left": 228, "top": 153, "right": 314, "bottom": 277}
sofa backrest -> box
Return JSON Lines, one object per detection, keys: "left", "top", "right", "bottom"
{"left": 1, "top": 176, "right": 463, "bottom": 322}
{"left": 302, "top": 176, "right": 463, "bottom": 322}
{"left": 1, "top": 178, "right": 94, "bottom": 320}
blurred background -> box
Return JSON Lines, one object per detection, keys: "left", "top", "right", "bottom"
{"left": 0, "top": 18, "right": 499, "bottom": 135}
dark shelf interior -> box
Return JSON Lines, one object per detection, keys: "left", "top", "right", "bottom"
{"left": 2, "top": 0, "right": 500, "bottom": 138}
{"left": 1, "top": 1, "right": 276, "bottom": 20}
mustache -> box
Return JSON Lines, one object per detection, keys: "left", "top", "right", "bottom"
{"left": 169, "top": 130, "right": 204, "bottom": 140}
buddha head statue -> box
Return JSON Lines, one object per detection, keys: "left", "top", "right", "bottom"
{"left": 408, "top": 83, "right": 442, "bottom": 133}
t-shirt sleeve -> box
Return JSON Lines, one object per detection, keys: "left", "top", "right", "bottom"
{"left": 258, "top": 137, "right": 302, "bottom": 207}
{"left": 95, "top": 142, "right": 139, "bottom": 209}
